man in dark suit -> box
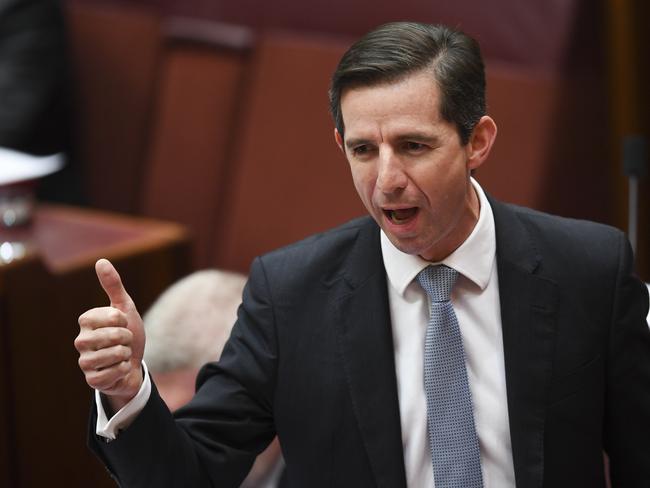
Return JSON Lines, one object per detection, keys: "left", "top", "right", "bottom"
{"left": 75, "top": 23, "right": 650, "bottom": 487}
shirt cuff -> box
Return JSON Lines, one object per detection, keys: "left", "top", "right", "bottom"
{"left": 95, "top": 361, "right": 151, "bottom": 440}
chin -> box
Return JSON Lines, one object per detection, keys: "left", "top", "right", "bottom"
{"left": 387, "top": 236, "right": 425, "bottom": 257}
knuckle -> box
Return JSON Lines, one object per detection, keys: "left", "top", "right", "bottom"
{"left": 122, "top": 328, "right": 134, "bottom": 345}
{"left": 74, "top": 332, "right": 93, "bottom": 352}
{"left": 106, "top": 328, "right": 121, "bottom": 344}
{"left": 78, "top": 355, "right": 90, "bottom": 371}
{"left": 85, "top": 371, "right": 101, "bottom": 389}
{"left": 78, "top": 312, "right": 91, "bottom": 329}
{"left": 116, "top": 327, "right": 129, "bottom": 344}
{"left": 107, "top": 309, "right": 124, "bottom": 327}
{"left": 79, "top": 350, "right": 102, "bottom": 372}
{"left": 98, "top": 327, "right": 122, "bottom": 348}
{"left": 114, "top": 345, "right": 131, "bottom": 363}
{"left": 79, "top": 307, "right": 118, "bottom": 330}
{"left": 88, "top": 369, "right": 116, "bottom": 391}
{"left": 73, "top": 335, "right": 85, "bottom": 351}
{"left": 117, "top": 360, "right": 131, "bottom": 375}
{"left": 100, "top": 345, "right": 125, "bottom": 365}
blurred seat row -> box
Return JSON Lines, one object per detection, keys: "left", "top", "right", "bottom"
{"left": 65, "top": 0, "right": 611, "bottom": 274}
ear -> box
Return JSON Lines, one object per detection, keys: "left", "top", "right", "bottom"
{"left": 334, "top": 128, "right": 345, "bottom": 153}
{"left": 466, "top": 115, "right": 497, "bottom": 171}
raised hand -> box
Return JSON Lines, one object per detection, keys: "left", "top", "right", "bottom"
{"left": 75, "top": 259, "right": 146, "bottom": 412}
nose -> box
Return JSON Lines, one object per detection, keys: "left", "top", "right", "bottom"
{"left": 376, "top": 149, "right": 407, "bottom": 194}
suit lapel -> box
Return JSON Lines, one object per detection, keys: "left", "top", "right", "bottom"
{"left": 491, "top": 199, "right": 559, "bottom": 488}
{"left": 332, "top": 218, "right": 407, "bottom": 488}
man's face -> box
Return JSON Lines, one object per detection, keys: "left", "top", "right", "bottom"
{"left": 337, "top": 70, "right": 486, "bottom": 262}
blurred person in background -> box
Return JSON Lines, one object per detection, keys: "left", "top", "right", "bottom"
{"left": 143, "top": 269, "right": 286, "bottom": 488}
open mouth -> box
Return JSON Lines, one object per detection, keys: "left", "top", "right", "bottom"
{"left": 384, "top": 207, "right": 418, "bottom": 224}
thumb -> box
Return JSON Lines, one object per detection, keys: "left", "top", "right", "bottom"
{"left": 95, "top": 258, "right": 134, "bottom": 312}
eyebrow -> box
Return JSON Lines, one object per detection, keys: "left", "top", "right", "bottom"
{"left": 345, "top": 133, "right": 441, "bottom": 151}
{"left": 394, "top": 133, "right": 441, "bottom": 145}
{"left": 344, "top": 138, "right": 374, "bottom": 151}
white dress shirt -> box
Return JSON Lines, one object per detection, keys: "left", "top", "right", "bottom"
{"left": 383, "top": 178, "right": 515, "bottom": 487}
{"left": 95, "top": 362, "right": 151, "bottom": 440}
{"left": 97, "top": 179, "right": 516, "bottom": 487}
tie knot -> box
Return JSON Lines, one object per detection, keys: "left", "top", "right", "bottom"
{"left": 417, "top": 265, "right": 458, "bottom": 302}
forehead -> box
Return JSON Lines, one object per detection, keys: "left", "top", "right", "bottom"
{"left": 340, "top": 70, "right": 444, "bottom": 136}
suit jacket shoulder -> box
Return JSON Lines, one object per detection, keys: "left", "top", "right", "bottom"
{"left": 490, "top": 198, "right": 650, "bottom": 487}
{"left": 255, "top": 215, "right": 380, "bottom": 290}
{"left": 492, "top": 199, "right": 626, "bottom": 273}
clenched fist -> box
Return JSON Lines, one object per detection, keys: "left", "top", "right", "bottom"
{"left": 75, "top": 259, "right": 146, "bottom": 412}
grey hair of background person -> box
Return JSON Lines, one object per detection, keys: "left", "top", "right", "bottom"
{"left": 143, "top": 269, "right": 247, "bottom": 373}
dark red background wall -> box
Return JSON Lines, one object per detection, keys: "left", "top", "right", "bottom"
{"left": 92, "top": 0, "right": 606, "bottom": 74}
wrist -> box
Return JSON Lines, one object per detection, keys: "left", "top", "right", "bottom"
{"left": 104, "top": 365, "right": 144, "bottom": 413}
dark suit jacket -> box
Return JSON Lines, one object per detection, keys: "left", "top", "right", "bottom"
{"left": 91, "top": 199, "right": 650, "bottom": 487}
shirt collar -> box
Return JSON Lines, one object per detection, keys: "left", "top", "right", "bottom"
{"left": 380, "top": 177, "right": 496, "bottom": 296}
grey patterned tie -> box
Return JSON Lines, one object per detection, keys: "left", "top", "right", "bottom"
{"left": 417, "top": 265, "right": 483, "bottom": 488}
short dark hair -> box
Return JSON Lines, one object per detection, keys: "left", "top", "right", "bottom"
{"left": 329, "top": 22, "right": 486, "bottom": 145}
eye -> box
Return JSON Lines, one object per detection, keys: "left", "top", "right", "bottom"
{"left": 403, "top": 141, "right": 427, "bottom": 153}
{"left": 352, "top": 145, "right": 374, "bottom": 158}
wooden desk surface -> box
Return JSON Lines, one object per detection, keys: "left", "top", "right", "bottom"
{"left": 0, "top": 204, "right": 191, "bottom": 487}
{"left": 1, "top": 204, "right": 188, "bottom": 272}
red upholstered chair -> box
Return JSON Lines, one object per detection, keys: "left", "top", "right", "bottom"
{"left": 211, "top": 32, "right": 366, "bottom": 272}
{"left": 66, "top": 1, "right": 162, "bottom": 214}
{"left": 477, "top": 61, "right": 611, "bottom": 224}
{"left": 140, "top": 19, "right": 254, "bottom": 268}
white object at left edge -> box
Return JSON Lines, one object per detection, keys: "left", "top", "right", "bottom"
{"left": 0, "top": 147, "right": 64, "bottom": 185}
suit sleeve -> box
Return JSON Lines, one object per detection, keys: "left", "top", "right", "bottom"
{"left": 604, "top": 233, "right": 650, "bottom": 485}
{"left": 88, "top": 257, "right": 278, "bottom": 487}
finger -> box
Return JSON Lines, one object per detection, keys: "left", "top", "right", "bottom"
{"left": 95, "top": 259, "right": 133, "bottom": 312}
{"left": 101, "top": 372, "right": 137, "bottom": 398}
{"left": 78, "top": 344, "right": 132, "bottom": 372}
{"left": 84, "top": 361, "right": 132, "bottom": 391}
{"left": 78, "top": 307, "right": 128, "bottom": 332}
{"left": 74, "top": 326, "right": 132, "bottom": 353}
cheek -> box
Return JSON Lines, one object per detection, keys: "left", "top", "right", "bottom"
{"left": 417, "top": 157, "right": 466, "bottom": 195}
{"left": 349, "top": 165, "right": 376, "bottom": 200}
